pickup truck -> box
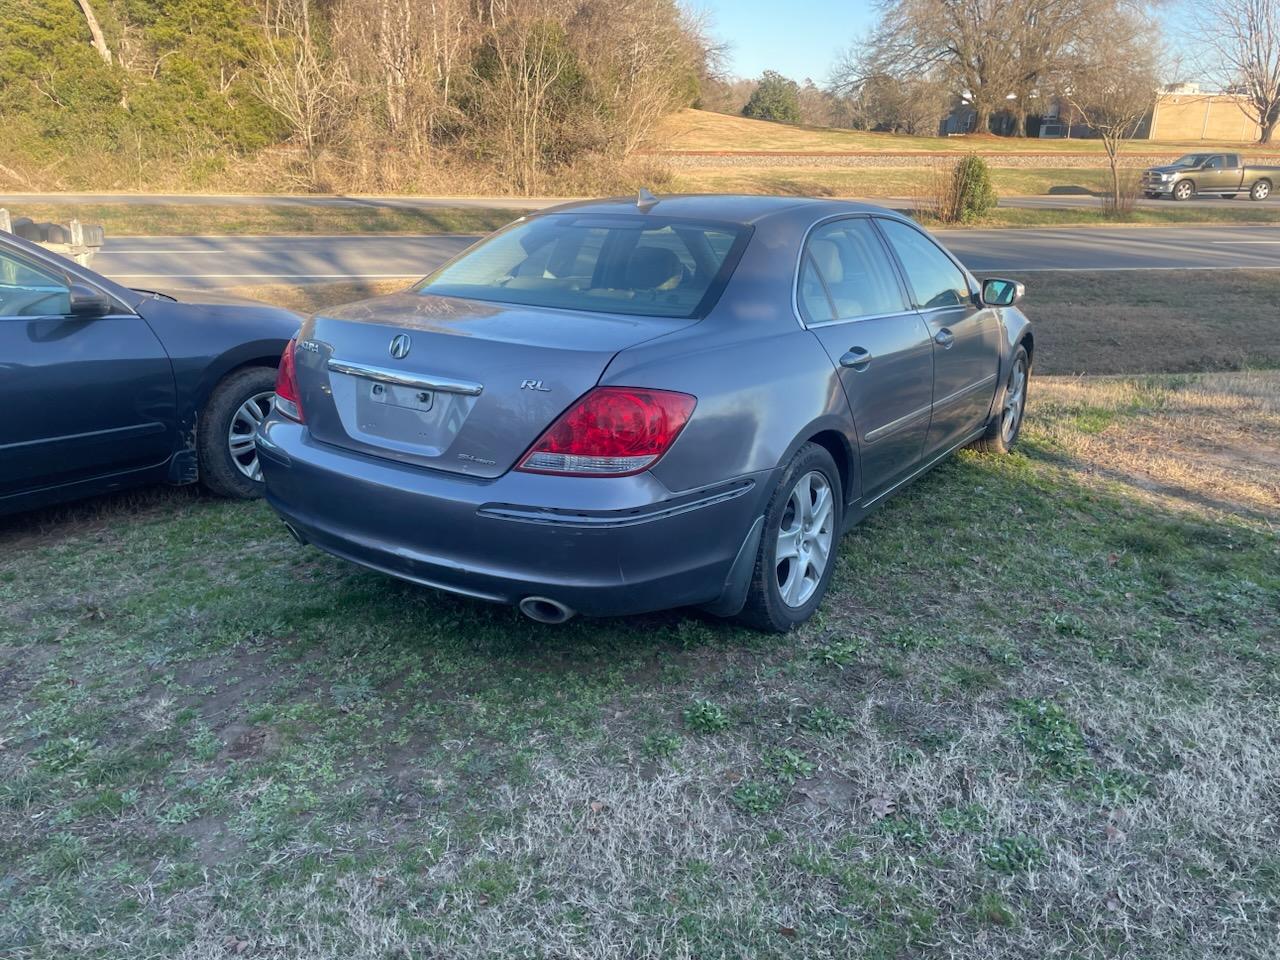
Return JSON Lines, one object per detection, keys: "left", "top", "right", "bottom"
{"left": 1141, "top": 153, "right": 1280, "bottom": 201}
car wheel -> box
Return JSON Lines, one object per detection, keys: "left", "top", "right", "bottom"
{"left": 1251, "top": 180, "right": 1271, "bottom": 201}
{"left": 198, "top": 366, "right": 277, "bottom": 499}
{"left": 1173, "top": 180, "right": 1194, "bottom": 201}
{"left": 736, "top": 442, "right": 842, "bottom": 633}
{"left": 970, "top": 345, "right": 1030, "bottom": 455}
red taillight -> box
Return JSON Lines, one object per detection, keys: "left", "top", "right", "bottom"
{"left": 274, "top": 339, "right": 304, "bottom": 422}
{"left": 516, "top": 387, "right": 696, "bottom": 477}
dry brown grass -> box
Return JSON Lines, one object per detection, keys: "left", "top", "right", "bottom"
{"left": 652, "top": 108, "right": 1277, "bottom": 156}
{"left": 218, "top": 279, "right": 409, "bottom": 314}
{"left": 1035, "top": 372, "right": 1280, "bottom": 521}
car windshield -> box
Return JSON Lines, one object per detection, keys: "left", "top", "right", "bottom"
{"left": 1171, "top": 154, "right": 1213, "bottom": 167}
{"left": 414, "top": 214, "right": 750, "bottom": 318}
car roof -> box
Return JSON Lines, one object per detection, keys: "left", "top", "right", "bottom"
{"left": 535, "top": 194, "right": 905, "bottom": 226}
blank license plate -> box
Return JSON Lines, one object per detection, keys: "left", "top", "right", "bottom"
{"left": 368, "top": 380, "right": 434, "bottom": 412}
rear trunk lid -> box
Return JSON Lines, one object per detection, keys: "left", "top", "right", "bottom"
{"left": 293, "top": 292, "right": 693, "bottom": 478}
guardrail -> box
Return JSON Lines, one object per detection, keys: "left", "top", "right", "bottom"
{"left": 0, "top": 208, "right": 106, "bottom": 266}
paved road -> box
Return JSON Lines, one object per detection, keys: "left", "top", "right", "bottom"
{"left": 3, "top": 191, "right": 1259, "bottom": 212}
{"left": 93, "top": 224, "right": 1280, "bottom": 288}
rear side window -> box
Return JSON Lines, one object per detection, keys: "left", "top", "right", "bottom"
{"left": 797, "top": 218, "right": 907, "bottom": 323}
{"left": 877, "top": 219, "right": 971, "bottom": 310}
{"left": 415, "top": 214, "right": 749, "bottom": 319}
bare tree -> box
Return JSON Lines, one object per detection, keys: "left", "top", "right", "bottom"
{"left": 75, "top": 0, "right": 113, "bottom": 65}
{"left": 1007, "top": 0, "right": 1100, "bottom": 136}
{"left": 857, "top": 0, "right": 1024, "bottom": 135}
{"left": 1194, "top": 0, "right": 1280, "bottom": 143}
{"left": 830, "top": 43, "right": 950, "bottom": 134}
{"left": 571, "top": 0, "right": 705, "bottom": 155}
{"left": 253, "top": 0, "right": 351, "bottom": 186}
{"left": 1060, "top": 9, "right": 1160, "bottom": 213}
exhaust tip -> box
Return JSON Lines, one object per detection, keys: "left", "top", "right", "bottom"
{"left": 518, "top": 596, "right": 576, "bottom": 625}
{"left": 282, "top": 520, "right": 307, "bottom": 546}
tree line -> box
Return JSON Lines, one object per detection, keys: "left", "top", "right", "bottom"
{"left": 708, "top": 0, "right": 1280, "bottom": 145}
{"left": 0, "top": 0, "right": 712, "bottom": 192}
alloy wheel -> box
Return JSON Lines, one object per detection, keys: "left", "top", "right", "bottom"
{"left": 1001, "top": 355, "right": 1027, "bottom": 443}
{"left": 228, "top": 391, "right": 274, "bottom": 481}
{"left": 774, "top": 470, "right": 834, "bottom": 608}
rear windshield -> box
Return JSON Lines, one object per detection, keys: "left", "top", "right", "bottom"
{"left": 414, "top": 213, "right": 750, "bottom": 318}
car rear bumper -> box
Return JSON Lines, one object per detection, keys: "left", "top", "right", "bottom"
{"left": 256, "top": 419, "right": 770, "bottom": 617}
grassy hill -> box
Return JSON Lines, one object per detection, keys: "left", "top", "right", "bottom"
{"left": 652, "top": 108, "right": 1271, "bottom": 156}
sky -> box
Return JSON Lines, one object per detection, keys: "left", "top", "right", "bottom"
{"left": 697, "top": 0, "right": 879, "bottom": 84}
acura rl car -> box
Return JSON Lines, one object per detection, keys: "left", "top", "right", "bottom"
{"left": 0, "top": 229, "right": 299, "bottom": 515}
{"left": 257, "top": 196, "right": 1033, "bottom": 631}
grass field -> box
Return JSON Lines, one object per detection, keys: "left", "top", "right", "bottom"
{"left": 672, "top": 165, "right": 1121, "bottom": 197}
{"left": 655, "top": 109, "right": 1276, "bottom": 157}
{"left": 2, "top": 274, "right": 1278, "bottom": 958}
{"left": 4, "top": 204, "right": 520, "bottom": 238}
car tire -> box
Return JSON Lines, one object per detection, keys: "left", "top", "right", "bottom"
{"left": 1172, "top": 180, "right": 1194, "bottom": 201}
{"left": 1250, "top": 180, "right": 1271, "bottom": 201}
{"left": 735, "top": 442, "right": 843, "bottom": 633}
{"left": 970, "top": 345, "right": 1030, "bottom": 455}
{"left": 198, "top": 366, "right": 278, "bottom": 499}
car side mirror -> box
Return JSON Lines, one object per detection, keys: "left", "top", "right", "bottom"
{"left": 981, "top": 277, "right": 1024, "bottom": 308}
{"left": 68, "top": 283, "right": 112, "bottom": 318}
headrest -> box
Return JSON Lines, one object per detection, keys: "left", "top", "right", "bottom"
{"left": 625, "top": 246, "right": 683, "bottom": 291}
{"left": 808, "top": 238, "right": 843, "bottom": 284}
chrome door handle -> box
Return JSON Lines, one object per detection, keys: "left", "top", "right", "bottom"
{"left": 840, "top": 347, "right": 872, "bottom": 370}
{"left": 934, "top": 328, "right": 955, "bottom": 348}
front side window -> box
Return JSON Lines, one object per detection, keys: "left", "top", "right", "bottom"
{"left": 0, "top": 249, "right": 70, "bottom": 317}
{"left": 797, "top": 218, "right": 907, "bottom": 323}
{"left": 1204, "top": 155, "right": 1224, "bottom": 169}
{"left": 877, "top": 219, "right": 970, "bottom": 310}
{"left": 415, "top": 214, "right": 749, "bottom": 319}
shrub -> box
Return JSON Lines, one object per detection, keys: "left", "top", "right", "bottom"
{"left": 914, "top": 154, "right": 998, "bottom": 224}
{"left": 952, "top": 154, "right": 998, "bottom": 222}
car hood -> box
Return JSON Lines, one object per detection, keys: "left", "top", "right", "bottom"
{"left": 130, "top": 287, "right": 269, "bottom": 307}
{"left": 1145, "top": 164, "right": 1190, "bottom": 175}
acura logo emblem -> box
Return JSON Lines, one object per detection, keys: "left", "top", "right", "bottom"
{"left": 388, "top": 334, "right": 412, "bottom": 359}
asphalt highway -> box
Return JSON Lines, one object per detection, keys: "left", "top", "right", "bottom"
{"left": 91, "top": 224, "right": 1280, "bottom": 288}
{"left": 0, "top": 191, "right": 1258, "bottom": 211}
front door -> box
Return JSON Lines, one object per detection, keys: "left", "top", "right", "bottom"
{"left": 1199, "top": 155, "right": 1236, "bottom": 192}
{"left": 876, "top": 218, "right": 1000, "bottom": 457}
{"left": 798, "top": 216, "right": 934, "bottom": 502}
{"left": 0, "top": 246, "right": 177, "bottom": 501}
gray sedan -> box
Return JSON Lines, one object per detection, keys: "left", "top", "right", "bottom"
{"left": 257, "top": 196, "right": 1033, "bottom": 631}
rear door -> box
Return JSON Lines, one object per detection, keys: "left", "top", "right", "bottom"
{"left": 875, "top": 217, "right": 1000, "bottom": 458}
{"left": 1222, "top": 154, "right": 1245, "bottom": 191}
{"left": 799, "top": 216, "right": 934, "bottom": 501}
{"left": 0, "top": 245, "right": 176, "bottom": 500}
